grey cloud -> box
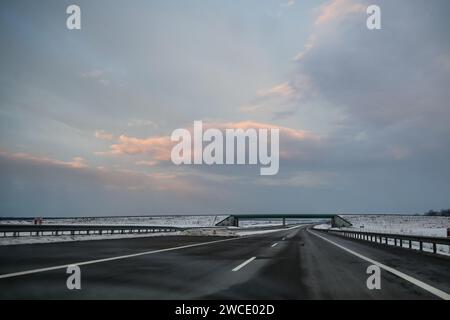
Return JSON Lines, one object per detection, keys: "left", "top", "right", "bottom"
{"left": 294, "top": 0, "right": 450, "bottom": 128}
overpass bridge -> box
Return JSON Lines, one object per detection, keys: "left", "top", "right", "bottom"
{"left": 215, "top": 214, "right": 351, "bottom": 228}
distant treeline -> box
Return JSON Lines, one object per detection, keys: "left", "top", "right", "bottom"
{"left": 424, "top": 209, "right": 450, "bottom": 216}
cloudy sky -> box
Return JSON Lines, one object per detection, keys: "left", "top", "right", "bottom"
{"left": 1, "top": 0, "right": 449, "bottom": 217}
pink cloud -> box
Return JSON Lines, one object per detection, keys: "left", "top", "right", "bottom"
{"left": 99, "top": 135, "right": 173, "bottom": 162}
{"left": 0, "top": 149, "right": 198, "bottom": 193}
{"left": 315, "top": 0, "right": 365, "bottom": 25}
{"left": 208, "top": 121, "right": 316, "bottom": 141}
{"left": 241, "top": 76, "right": 314, "bottom": 117}
{"left": 0, "top": 150, "right": 88, "bottom": 169}
{"left": 96, "top": 121, "right": 319, "bottom": 164}
{"left": 257, "top": 82, "right": 295, "bottom": 98}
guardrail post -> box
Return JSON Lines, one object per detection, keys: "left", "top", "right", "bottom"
{"left": 433, "top": 243, "right": 437, "bottom": 254}
{"left": 419, "top": 241, "right": 423, "bottom": 251}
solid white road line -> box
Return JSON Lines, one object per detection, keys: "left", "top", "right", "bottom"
{"left": 308, "top": 229, "right": 450, "bottom": 300}
{"left": 271, "top": 243, "right": 278, "bottom": 248}
{"left": 0, "top": 237, "right": 247, "bottom": 280}
{"left": 232, "top": 257, "right": 257, "bottom": 272}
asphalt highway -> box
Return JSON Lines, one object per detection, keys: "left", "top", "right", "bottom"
{"left": 0, "top": 226, "right": 449, "bottom": 299}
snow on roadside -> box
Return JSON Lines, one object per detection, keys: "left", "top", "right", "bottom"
{"left": 313, "top": 223, "right": 331, "bottom": 230}
{"left": 0, "top": 231, "right": 184, "bottom": 246}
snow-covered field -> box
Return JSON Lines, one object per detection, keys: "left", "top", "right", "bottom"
{"left": 0, "top": 215, "right": 228, "bottom": 228}
{"left": 313, "top": 215, "right": 450, "bottom": 255}
{"left": 341, "top": 215, "right": 449, "bottom": 237}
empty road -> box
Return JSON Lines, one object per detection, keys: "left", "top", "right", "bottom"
{"left": 0, "top": 226, "right": 449, "bottom": 299}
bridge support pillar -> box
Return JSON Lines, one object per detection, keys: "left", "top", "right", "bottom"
{"left": 215, "top": 215, "right": 239, "bottom": 227}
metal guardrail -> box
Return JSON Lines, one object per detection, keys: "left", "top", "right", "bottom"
{"left": 0, "top": 224, "right": 182, "bottom": 237}
{"left": 322, "top": 228, "right": 450, "bottom": 255}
